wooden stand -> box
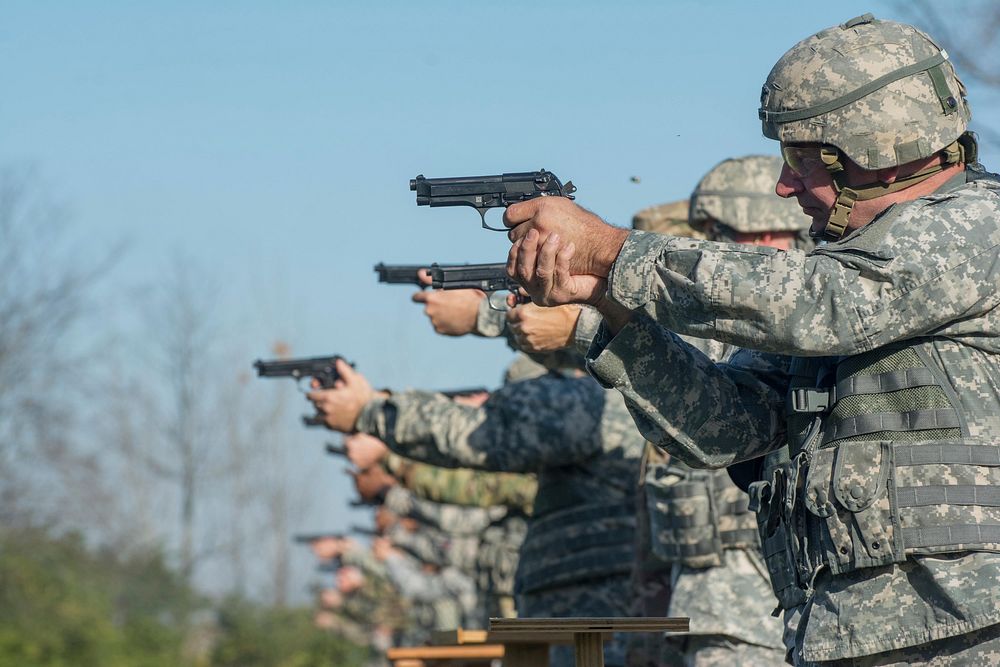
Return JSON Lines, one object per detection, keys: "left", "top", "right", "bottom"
{"left": 388, "top": 618, "right": 689, "bottom": 667}
{"left": 489, "top": 617, "right": 689, "bottom": 667}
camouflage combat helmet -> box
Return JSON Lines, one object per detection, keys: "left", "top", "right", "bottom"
{"left": 688, "top": 155, "right": 810, "bottom": 235}
{"left": 631, "top": 199, "right": 702, "bottom": 237}
{"left": 759, "top": 13, "right": 975, "bottom": 239}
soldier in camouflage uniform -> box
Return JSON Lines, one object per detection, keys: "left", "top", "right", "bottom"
{"left": 351, "top": 433, "right": 534, "bottom": 621}
{"left": 307, "top": 355, "right": 644, "bottom": 667}
{"left": 381, "top": 452, "right": 537, "bottom": 514}
{"left": 654, "top": 157, "right": 809, "bottom": 667}
{"left": 505, "top": 13, "right": 1000, "bottom": 666}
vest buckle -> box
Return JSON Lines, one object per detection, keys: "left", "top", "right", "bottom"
{"left": 790, "top": 388, "right": 832, "bottom": 413}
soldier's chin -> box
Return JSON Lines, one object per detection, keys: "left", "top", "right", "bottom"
{"left": 807, "top": 215, "right": 831, "bottom": 239}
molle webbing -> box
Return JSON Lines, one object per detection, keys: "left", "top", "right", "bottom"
{"left": 892, "top": 442, "right": 1000, "bottom": 551}
{"left": 647, "top": 466, "right": 759, "bottom": 567}
{"left": 515, "top": 501, "right": 635, "bottom": 594}
{"left": 789, "top": 347, "right": 964, "bottom": 446}
{"left": 757, "top": 342, "right": 1000, "bottom": 607}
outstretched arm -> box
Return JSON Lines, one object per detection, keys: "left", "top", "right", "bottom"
{"left": 355, "top": 376, "right": 608, "bottom": 473}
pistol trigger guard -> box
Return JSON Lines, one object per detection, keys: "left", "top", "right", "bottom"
{"left": 486, "top": 292, "right": 512, "bottom": 312}
{"left": 477, "top": 207, "right": 507, "bottom": 232}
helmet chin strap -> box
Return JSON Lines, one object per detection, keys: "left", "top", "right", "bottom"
{"left": 816, "top": 139, "right": 967, "bottom": 240}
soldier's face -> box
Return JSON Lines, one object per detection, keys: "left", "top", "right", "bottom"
{"left": 775, "top": 157, "right": 839, "bottom": 233}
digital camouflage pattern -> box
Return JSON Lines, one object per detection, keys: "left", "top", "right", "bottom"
{"left": 759, "top": 14, "right": 970, "bottom": 169}
{"left": 475, "top": 296, "right": 509, "bottom": 338}
{"left": 334, "top": 555, "right": 412, "bottom": 640}
{"left": 381, "top": 456, "right": 532, "bottom": 622}
{"left": 638, "top": 337, "right": 783, "bottom": 664}
{"left": 632, "top": 199, "right": 701, "bottom": 237}
{"left": 587, "top": 166, "right": 1000, "bottom": 662}
{"left": 355, "top": 372, "right": 643, "bottom": 622}
{"left": 383, "top": 485, "right": 507, "bottom": 536}
{"left": 689, "top": 155, "right": 809, "bottom": 233}
{"left": 573, "top": 305, "right": 604, "bottom": 354}
{"left": 382, "top": 552, "right": 481, "bottom": 631}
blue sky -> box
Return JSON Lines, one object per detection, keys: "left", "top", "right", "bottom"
{"left": 4, "top": 0, "right": 996, "bottom": 595}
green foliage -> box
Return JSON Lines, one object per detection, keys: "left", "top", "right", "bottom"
{"left": 211, "top": 597, "right": 369, "bottom": 667}
{"left": 0, "top": 527, "right": 368, "bottom": 667}
{"left": 0, "top": 526, "right": 188, "bottom": 667}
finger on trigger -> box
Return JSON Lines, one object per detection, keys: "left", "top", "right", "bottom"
{"left": 502, "top": 198, "right": 539, "bottom": 228}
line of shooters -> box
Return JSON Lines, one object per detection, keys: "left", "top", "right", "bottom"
{"left": 255, "top": 155, "right": 811, "bottom": 667}
{"left": 254, "top": 13, "right": 1000, "bottom": 667}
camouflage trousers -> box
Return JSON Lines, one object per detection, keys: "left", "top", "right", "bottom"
{"left": 676, "top": 635, "right": 787, "bottom": 666}
{"left": 626, "top": 568, "right": 683, "bottom": 667}
{"left": 518, "top": 576, "right": 631, "bottom": 667}
{"left": 798, "top": 621, "right": 1000, "bottom": 666}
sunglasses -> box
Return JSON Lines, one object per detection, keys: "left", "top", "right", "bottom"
{"left": 780, "top": 143, "right": 838, "bottom": 176}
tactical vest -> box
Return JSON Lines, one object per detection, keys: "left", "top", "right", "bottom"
{"left": 476, "top": 514, "right": 527, "bottom": 598}
{"left": 515, "top": 474, "right": 636, "bottom": 594}
{"left": 750, "top": 339, "right": 1000, "bottom": 610}
{"left": 646, "top": 460, "right": 760, "bottom": 568}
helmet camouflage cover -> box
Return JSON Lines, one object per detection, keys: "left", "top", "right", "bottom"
{"left": 631, "top": 199, "right": 701, "bottom": 237}
{"left": 759, "top": 13, "right": 970, "bottom": 170}
{"left": 689, "top": 155, "right": 810, "bottom": 233}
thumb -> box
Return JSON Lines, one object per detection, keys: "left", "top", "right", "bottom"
{"left": 411, "top": 290, "right": 429, "bottom": 304}
{"left": 336, "top": 358, "right": 360, "bottom": 384}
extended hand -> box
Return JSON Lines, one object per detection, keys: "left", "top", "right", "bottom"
{"left": 507, "top": 228, "right": 607, "bottom": 307}
{"left": 350, "top": 464, "right": 396, "bottom": 503}
{"left": 507, "top": 302, "right": 581, "bottom": 353}
{"left": 411, "top": 288, "right": 485, "bottom": 336}
{"left": 344, "top": 432, "right": 389, "bottom": 469}
{"left": 307, "top": 359, "right": 376, "bottom": 432}
{"left": 503, "top": 196, "right": 629, "bottom": 277}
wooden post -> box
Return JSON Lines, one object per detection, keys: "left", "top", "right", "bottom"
{"left": 503, "top": 642, "right": 551, "bottom": 667}
{"left": 573, "top": 632, "right": 604, "bottom": 667}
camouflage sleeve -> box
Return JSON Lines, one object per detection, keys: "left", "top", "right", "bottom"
{"left": 386, "top": 522, "right": 449, "bottom": 568}
{"left": 397, "top": 459, "right": 537, "bottom": 513}
{"left": 384, "top": 554, "right": 476, "bottom": 603}
{"left": 474, "top": 296, "right": 507, "bottom": 337}
{"left": 384, "top": 486, "right": 504, "bottom": 535}
{"left": 355, "top": 378, "right": 608, "bottom": 472}
{"left": 607, "top": 208, "right": 1000, "bottom": 355}
{"left": 341, "top": 544, "right": 390, "bottom": 580}
{"left": 573, "top": 305, "right": 603, "bottom": 355}
{"left": 587, "top": 311, "right": 791, "bottom": 467}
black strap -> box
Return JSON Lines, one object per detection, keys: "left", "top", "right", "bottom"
{"left": 824, "top": 408, "right": 961, "bottom": 443}
{"left": 903, "top": 524, "right": 1000, "bottom": 549}
{"left": 894, "top": 443, "right": 1000, "bottom": 467}
{"left": 720, "top": 528, "right": 760, "bottom": 547}
{"left": 897, "top": 484, "right": 1000, "bottom": 508}
{"left": 833, "top": 368, "right": 938, "bottom": 400}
